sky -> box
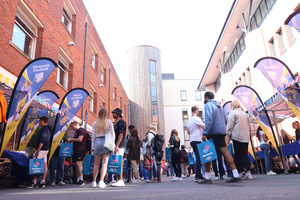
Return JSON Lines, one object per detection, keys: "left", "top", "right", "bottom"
{"left": 83, "top": 0, "right": 234, "bottom": 93}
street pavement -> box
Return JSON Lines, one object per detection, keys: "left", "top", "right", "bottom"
{"left": 1, "top": 174, "right": 300, "bottom": 200}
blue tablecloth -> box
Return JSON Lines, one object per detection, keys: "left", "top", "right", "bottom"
{"left": 255, "top": 141, "right": 300, "bottom": 159}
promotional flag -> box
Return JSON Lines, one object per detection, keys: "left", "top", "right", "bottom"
{"left": 48, "top": 88, "right": 89, "bottom": 163}
{"left": 223, "top": 101, "right": 232, "bottom": 117}
{"left": 284, "top": 10, "right": 300, "bottom": 32}
{"left": 0, "top": 58, "right": 57, "bottom": 156}
{"left": 254, "top": 57, "right": 300, "bottom": 121}
{"left": 18, "top": 91, "right": 59, "bottom": 151}
{"left": 232, "top": 85, "right": 279, "bottom": 154}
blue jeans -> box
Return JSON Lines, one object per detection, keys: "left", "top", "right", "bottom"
{"left": 190, "top": 141, "right": 204, "bottom": 179}
{"left": 152, "top": 153, "right": 161, "bottom": 179}
{"left": 260, "top": 144, "right": 272, "bottom": 172}
{"left": 147, "top": 168, "right": 153, "bottom": 180}
{"left": 49, "top": 155, "right": 65, "bottom": 182}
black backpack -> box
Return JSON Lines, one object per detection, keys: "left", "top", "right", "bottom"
{"left": 85, "top": 132, "right": 91, "bottom": 151}
{"left": 151, "top": 133, "right": 165, "bottom": 153}
{"left": 182, "top": 149, "right": 188, "bottom": 161}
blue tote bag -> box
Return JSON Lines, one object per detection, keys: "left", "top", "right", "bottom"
{"left": 165, "top": 147, "right": 172, "bottom": 160}
{"left": 197, "top": 138, "right": 218, "bottom": 164}
{"left": 82, "top": 155, "right": 94, "bottom": 175}
{"left": 29, "top": 158, "right": 45, "bottom": 175}
{"left": 188, "top": 153, "right": 195, "bottom": 167}
{"left": 107, "top": 155, "right": 122, "bottom": 175}
{"left": 59, "top": 143, "right": 73, "bottom": 157}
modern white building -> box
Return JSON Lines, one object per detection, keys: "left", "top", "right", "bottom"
{"left": 163, "top": 74, "right": 205, "bottom": 149}
{"left": 198, "top": 0, "right": 300, "bottom": 140}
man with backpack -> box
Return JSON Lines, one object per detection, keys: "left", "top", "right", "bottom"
{"left": 68, "top": 121, "right": 88, "bottom": 186}
{"left": 180, "top": 145, "right": 188, "bottom": 178}
{"left": 146, "top": 124, "right": 164, "bottom": 183}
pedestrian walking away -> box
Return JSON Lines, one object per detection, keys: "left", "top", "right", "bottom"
{"left": 169, "top": 129, "right": 182, "bottom": 182}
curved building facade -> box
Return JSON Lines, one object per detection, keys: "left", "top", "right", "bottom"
{"left": 127, "top": 45, "right": 165, "bottom": 139}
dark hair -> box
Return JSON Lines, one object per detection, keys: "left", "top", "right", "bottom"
{"left": 39, "top": 116, "right": 48, "bottom": 124}
{"left": 191, "top": 106, "right": 199, "bottom": 113}
{"left": 204, "top": 91, "right": 214, "bottom": 100}
{"left": 256, "top": 126, "right": 262, "bottom": 142}
{"left": 131, "top": 129, "right": 139, "bottom": 142}
{"left": 128, "top": 125, "right": 135, "bottom": 129}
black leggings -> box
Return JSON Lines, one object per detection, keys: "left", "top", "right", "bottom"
{"left": 232, "top": 140, "right": 251, "bottom": 173}
{"left": 171, "top": 147, "right": 181, "bottom": 178}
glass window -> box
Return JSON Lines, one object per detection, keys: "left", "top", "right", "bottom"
{"left": 150, "top": 60, "right": 156, "bottom": 74}
{"left": 278, "top": 30, "right": 286, "bottom": 53}
{"left": 260, "top": 0, "right": 268, "bottom": 18}
{"left": 195, "top": 91, "right": 201, "bottom": 101}
{"left": 57, "top": 61, "right": 68, "bottom": 89}
{"left": 240, "top": 37, "right": 245, "bottom": 51}
{"left": 62, "top": 8, "right": 72, "bottom": 33}
{"left": 151, "top": 97, "right": 157, "bottom": 105}
{"left": 89, "top": 90, "right": 94, "bottom": 112}
{"left": 255, "top": 7, "right": 262, "bottom": 26}
{"left": 151, "top": 74, "right": 156, "bottom": 83}
{"left": 101, "top": 69, "right": 105, "bottom": 83}
{"left": 236, "top": 43, "right": 241, "bottom": 57}
{"left": 270, "top": 39, "right": 277, "bottom": 57}
{"left": 180, "top": 90, "right": 187, "bottom": 101}
{"left": 266, "top": 0, "right": 275, "bottom": 10}
{"left": 151, "top": 86, "right": 157, "bottom": 97}
{"left": 250, "top": 17, "right": 257, "bottom": 31}
{"left": 152, "top": 110, "right": 157, "bottom": 116}
{"left": 113, "top": 87, "right": 116, "bottom": 100}
{"left": 198, "top": 108, "right": 204, "bottom": 122}
{"left": 289, "top": 26, "right": 299, "bottom": 44}
{"left": 91, "top": 52, "right": 95, "bottom": 69}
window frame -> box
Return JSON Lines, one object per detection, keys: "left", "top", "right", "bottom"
{"left": 180, "top": 90, "right": 187, "bottom": 101}
{"left": 195, "top": 91, "right": 201, "bottom": 101}
{"left": 62, "top": 0, "right": 76, "bottom": 34}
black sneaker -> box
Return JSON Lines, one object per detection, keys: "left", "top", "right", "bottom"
{"left": 39, "top": 182, "right": 46, "bottom": 188}
{"left": 194, "top": 177, "right": 201, "bottom": 182}
{"left": 26, "top": 183, "right": 38, "bottom": 189}
{"left": 78, "top": 180, "right": 85, "bottom": 186}
{"left": 226, "top": 176, "right": 241, "bottom": 183}
{"left": 198, "top": 178, "right": 212, "bottom": 184}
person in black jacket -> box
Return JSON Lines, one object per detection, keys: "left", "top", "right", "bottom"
{"left": 169, "top": 129, "right": 182, "bottom": 182}
{"left": 27, "top": 116, "right": 52, "bottom": 188}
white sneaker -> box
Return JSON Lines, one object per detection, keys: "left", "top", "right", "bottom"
{"left": 91, "top": 181, "right": 97, "bottom": 188}
{"left": 51, "top": 182, "right": 55, "bottom": 186}
{"left": 98, "top": 181, "right": 107, "bottom": 188}
{"left": 181, "top": 175, "right": 186, "bottom": 178}
{"left": 214, "top": 176, "right": 220, "bottom": 181}
{"left": 58, "top": 181, "right": 66, "bottom": 186}
{"left": 245, "top": 173, "right": 253, "bottom": 180}
{"left": 177, "top": 177, "right": 182, "bottom": 181}
{"left": 132, "top": 179, "right": 141, "bottom": 183}
{"left": 267, "top": 171, "right": 276, "bottom": 175}
{"left": 171, "top": 177, "right": 178, "bottom": 182}
{"left": 111, "top": 180, "right": 125, "bottom": 187}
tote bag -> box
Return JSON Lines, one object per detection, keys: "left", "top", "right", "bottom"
{"left": 197, "top": 138, "right": 218, "bottom": 164}
{"left": 144, "top": 155, "right": 153, "bottom": 170}
{"left": 82, "top": 155, "right": 94, "bottom": 175}
{"left": 188, "top": 153, "right": 195, "bottom": 167}
{"left": 107, "top": 155, "right": 122, "bottom": 175}
{"left": 59, "top": 143, "right": 73, "bottom": 157}
{"left": 29, "top": 158, "right": 45, "bottom": 175}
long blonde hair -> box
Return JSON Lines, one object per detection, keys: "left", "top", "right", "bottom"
{"left": 94, "top": 108, "right": 108, "bottom": 135}
{"left": 169, "top": 129, "right": 180, "bottom": 143}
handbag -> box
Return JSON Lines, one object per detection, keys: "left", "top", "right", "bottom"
{"left": 188, "top": 153, "right": 195, "bottom": 167}
{"left": 59, "top": 143, "right": 73, "bottom": 157}
{"left": 104, "top": 120, "right": 115, "bottom": 152}
{"left": 82, "top": 155, "right": 94, "bottom": 175}
{"left": 197, "top": 138, "right": 218, "bottom": 164}
{"left": 29, "top": 158, "right": 45, "bottom": 175}
{"left": 144, "top": 155, "right": 153, "bottom": 170}
{"left": 107, "top": 155, "right": 122, "bottom": 175}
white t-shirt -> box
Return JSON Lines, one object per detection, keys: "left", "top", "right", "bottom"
{"left": 187, "top": 115, "right": 204, "bottom": 143}
{"left": 259, "top": 130, "right": 266, "bottom": 145}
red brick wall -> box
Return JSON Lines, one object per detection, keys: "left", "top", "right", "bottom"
{"left": 0, "top": 0, "right": 129, "bottom": 126}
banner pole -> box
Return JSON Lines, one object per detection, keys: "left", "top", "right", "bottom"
{"left": 250, "top": 123, "right": 259, "bottom": 174}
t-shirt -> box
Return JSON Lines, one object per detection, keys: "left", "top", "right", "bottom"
{"left": 73, "top": 128, "right": 86, "bottom": 151}
{"left": 187, "top": 115, "right": 204, "bottom": 143}
{"left": 114, "top": 119, "right": 126, "bottom": 148}
{"left": 259, "top": 130, "right": 266, "bottom": 145}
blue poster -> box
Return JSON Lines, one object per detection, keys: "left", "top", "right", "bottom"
{"left": 18, "top": 91, "right": 59, "bottom": 151}
{"left": 0, "top": 57, "right": 57, "bottom": 156}
{"left": 48, "top": 88, "right": 89, "bottom": 162}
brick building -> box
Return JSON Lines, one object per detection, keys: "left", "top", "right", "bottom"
{"left": 0, "top": 0, "right": 129, "bottom": 131}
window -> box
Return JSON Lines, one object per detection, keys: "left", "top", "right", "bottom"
{"left": 278, "top": 29, "right": 287, "bottom": 54}
{"left": 242, "top": 73, "right": 247, "bottom": 86}
{"left": 151, "top": 86, "right": 157, "bottom": 97}
{"left": 113, "top": 85, "right": 116, "bottom": 100}
{"left": 153, "top": 110, "right": 157, "bottom": 116}
{"left": 246, "top": 68, "right": 252, "bottom": 86}
{"left": 57, "top": 48, "right": 72, "bottom": 90}
{"left": 182, "top": 109, "right": 190, "bottom": 148}
{"left": 150, "top": 60, "right": 156, "bottom": 84}
{"left": 11, "top": 1, "right": 43, "bottom": 59}
{"left": 198, "top": 108, "right": 204, "bottom": 122}
{"left": 91, "top": 43, "right": 98, "bottom": 70}
{"left": 151, "top": 97, "right": 157, "bottom": 105}
{"left": 99, "top": 96, "right": 105, "bottom": 109}
{"left": 62, "top": 0, "right": 76, "bottom": 34}
{"left": 91, "top": 52, "right": 95, "bottom": 69}
{"left": 162, "top": 73, "right": 174, "bottom": 80}
{"left": 89, "top": 86, "right": 97, "bottom": 113}
{"left": 214, "top": 74, "right": 221, "bottom": 92}
{"left": 289, "top": 26, "right": 298, "bottom": 45}
{"left": 269, "top": 39, "right": 277, "bottom": 57}
{"left": 195, "top": 91, "right": 201, "bottom": 101}
{"left": 180, "top": 90, "right": 187, "bottom": 101}
{"left": 100, "top": 60, "right": 106, "bottom": 85}
{"left": 124, "top": 104, "right": 126, "bottom": 118}
{"left": 150, "top": 60, "right": 158, "bottom": 127}
{"left": 119, "top": 96, "right": 122, "bottom": 108}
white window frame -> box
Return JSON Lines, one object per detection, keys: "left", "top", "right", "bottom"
{"left": 89, "top": 85, "right": 97, "bottom": 113}
{"left": 11, "top": 0, "right": 43, "bottom": 59}
{"left": 57, "top": 47, "right": 72, "bottom": 90}
{"left": 195, "top": 91, "right": 201, "bottom": 101}
{"left": 62, "top": 0, "right": 76, "bottom": 34}
{"left": 91, "top": 43, "right": 98, "bottom": 69}
{"left": 113, "top": 83, "right": 117, "bottom": 100}
{"left": 99, "top": 96, "right": 105, "bottom": 108}
{"left": 180, "top": 90, "right": 187, "bottom": 101}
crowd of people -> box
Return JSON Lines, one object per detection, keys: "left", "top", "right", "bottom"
{"left": 25, "top": 91, "right": 300, "bottom": 189}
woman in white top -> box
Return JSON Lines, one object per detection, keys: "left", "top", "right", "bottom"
{"left": 91, "top": 108, "right": 115, "bottom": 188}
{"left": 256, "top": 126, "right": 276, "bottom": 175}
{"left": 226, "top": 100, "right": 253, "bottom": 179}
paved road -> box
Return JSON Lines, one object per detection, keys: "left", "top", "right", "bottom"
{"left": 1, "top": 174, "right": 300, "bottom": 200}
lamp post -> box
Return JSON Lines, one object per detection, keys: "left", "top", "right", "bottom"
{"left": 108, "top": 66, "right": 111, "bottom": 119}
{"left": 81, "top": 20, "right": 88, "bottom": 125}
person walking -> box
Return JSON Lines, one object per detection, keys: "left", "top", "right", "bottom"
{"left": 126, "top": 129, "right": 142, "bottom": 183}
{"left": 169, "top": 129, "right": 181, "bottom": 181}
{"left": 68, "top": 121, "right": 88, "bottom": 186}
{"left": 256, "top": 126, "right": 276, "bottom": 175}
{"left": 226, "top": 100, "right": 253, "bottom": 180}
{"left": 91, "top": 108, "right": 115, "bottom": 188}
{"left": 292, "top": 121, "right": 300, "bottom": 158}
{"left": 111, "top": 108, "right": 126, "bottom": 187}
{"left": 124, "top": 125, "right": 134, "bottom": 183}
{"left": 27, "top": 116, "right": 51, "bottom": 188}
{"left": 180, "top": 145, "right": 188, "bottom": 178}
{"left": 200, "top": 91, "right": 241, "bottom": 184}
{"left": 187, "top": 106, "right": 205, "bottom": 182}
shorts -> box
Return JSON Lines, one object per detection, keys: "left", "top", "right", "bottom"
{"left": 115, "top": 147, "right": 125, "bottom": 156}
{"left": 73, "top": 150, "right": 86, "bottom": 162}
{"left": 206, "top": 135, "right": 226, "bottom": 150}
{"left": 33, "top": 150, "right": 49, "bottom": 163}
{"left": 94, "top": 137, "right": 112, "bottom": 155}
